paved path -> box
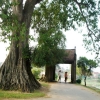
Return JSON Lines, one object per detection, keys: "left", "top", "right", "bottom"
{"left": 3, "top": 82, "right": 100, "bottom": 100}
{"left": 30, "top": 82, "right": 100, "bottom": 100}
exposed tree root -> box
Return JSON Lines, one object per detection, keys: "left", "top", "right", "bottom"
{"left": 0, "top": 50, "right": 41, "bottom": 92}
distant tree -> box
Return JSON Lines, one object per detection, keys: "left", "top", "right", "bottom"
{"left": 77, "top": 57, "right": 97, "bottom": 86}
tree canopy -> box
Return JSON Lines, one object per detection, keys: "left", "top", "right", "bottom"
{"left": 0, "top": 0, "right": 98, "bottom": 44}
{"left": 31, "top": 0, "right": 67, "bottom": 67}
{"left": 77, "top": 57, "right": 97, "bottom": 76}
{"left": 30, "top": 0, "right": 99, "bottom": 67}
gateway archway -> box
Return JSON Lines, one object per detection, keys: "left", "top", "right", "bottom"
{"left": 56, "top": 64, "right": 71, "bottom": 82}
{"left": 55, "top": 49, "right": 76, "bottom": 83}
{"left": 45, "top": 48, "right": 76, "bottom": 83}
{"left": 63, "top": 49, "right": 76, "bottom": 83}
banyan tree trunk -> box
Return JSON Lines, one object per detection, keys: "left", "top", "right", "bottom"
{"left": 0, "top": 46, "right": 40, "bottom": 92}
{"left": 45, "top": 66, "right": 55, "bottom": 82}
{"left": 0, "top": 0, "right": 42, "bottom": 92}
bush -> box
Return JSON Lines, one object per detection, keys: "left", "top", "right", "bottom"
{"left": 55, "top": 73, "right": 58, "bottom": 81}
{"left": 31, "top": 67, "right": 42, "bottom": 79}
{"left": 76, "top": 79, "right": 81, "bottom": 84}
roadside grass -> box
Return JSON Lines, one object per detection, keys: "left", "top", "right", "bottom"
{"left": 84, "top": 85, "right": 100, "bottom": 94}
{"left": 0, "top": 82, "right": 50, "bottom": 99}
{"left": 81, "top": 78, "right": 100, "bottom": 94}
{"left": 76, "top": 83, "right": 100, "bottom": 94}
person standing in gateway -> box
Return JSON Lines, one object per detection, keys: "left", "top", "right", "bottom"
{"left": 64, "top": 72, "right": 68, "bottom": 83}
{"left": 58, "top": 70, "right": 61, "bottom": 82}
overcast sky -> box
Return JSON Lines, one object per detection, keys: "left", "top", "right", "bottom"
{"left": 64, "top": 30, "right": 96, "bottom": 60}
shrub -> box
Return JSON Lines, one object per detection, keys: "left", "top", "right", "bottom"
{"left": 76, "top": 79, "right": 81, "bottom": 84}
{"left": 31, "top": 67, "right": 41, "bottom": 79}
{"left": 55, "top": 73, "right": 58, "bottom": 81}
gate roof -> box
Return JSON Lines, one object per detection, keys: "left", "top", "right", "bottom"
{"left": 63, "top": 49, "right": 76, "bottom": 64}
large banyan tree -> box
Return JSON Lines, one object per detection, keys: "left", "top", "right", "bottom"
{"left": 0, "top": 0, "right": 99, "bottom": 92}
{"left": 0, "top": 0, "right": 42, "bottom": 92}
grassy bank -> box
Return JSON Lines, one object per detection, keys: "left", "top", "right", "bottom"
{"left": 81, "top": 78, "right": 100, "bottom": 94}
{"left": 87, "top": 86, "right": 100, "bottom": 93}
{"left": 0, "top": 82, "right": 50, "bottom": 99}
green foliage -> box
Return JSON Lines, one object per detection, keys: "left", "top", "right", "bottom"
{"left": 0, "top": 0, "right": 98, "bottom": 49}
{"left": 76, "top": 79, "right": 81, "bottom": 84}
{"left": 77, "top": 57, "right": 97, "bottom": 76}
{"left": 31, "top": 0, "right": 68, "bottom": 67}
{"left": 76, "top": 66, "right": 82, "bottom": 75}
{"left": 77, "top": 57, "right": 97, "bottom": 86}
{"left": 31, "top": 67, "right": 42, "bottom": 79}
{"left": 30, "top": 0, "right": 99, "bottom": 67}
{"left": 0, "top": 0, "right": 98, "bottom": 44}
{"left": 55, "top": 73, "right": 58, "bottom": 81}
{"left": 0, "top": 0, "right": 27, "bottom": 43}
{"left": 82, "top": 0, "right": 100, "bottom": 59}
{"left": 22, "top": 45, "right": 31, "bottom": 59}
{"left": 0, "top": 0, "right": 99, "bottom": 65}
{"left": 32, "top": 0, "right": 98, "bottom": 31}
{"left": 31, "top": 46, "right": 66, "bottom": 67}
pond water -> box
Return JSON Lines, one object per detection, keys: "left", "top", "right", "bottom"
{"left": 81, "top": 78, "right": 100, "bottom": 89}
{"left": 59, "top": 77, "right": 100, "bottom": 90}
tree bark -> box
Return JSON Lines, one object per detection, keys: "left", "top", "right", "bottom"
{"left": 0, "top": 0, "right": 42, "bottom": 92}
{"left": 84, "top": 76, "right": 87, "bottom": 86}
{"left": 0, "top": 49, "right": 40, "bottom": 92}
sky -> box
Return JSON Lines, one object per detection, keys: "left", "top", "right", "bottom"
{"left": 0, "top": 42, "right": 9, "bottom": 62}
{"left": 64, "top": 30, "right": 96, "bottom": 60}
{"left": 0, "top": 29, "right": 100, "bottom": 72}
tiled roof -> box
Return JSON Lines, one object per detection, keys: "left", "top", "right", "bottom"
{"left": 63, "top": 49, "right": 76, "bottom": 63}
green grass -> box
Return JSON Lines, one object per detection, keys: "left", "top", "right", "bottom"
{"left": 76, "top": 83, "right": 100, "bottom": 95}
{"left": 0, "top": 90, "right": 44, "bottom": 99}
{"left": 81, "top": 78, "right": 100, "bottom": 94}
{"left": 0, "top": 82, "right": 49, "bottom": 99}
{"left": 76, "top": 78, "right": 100, "bottom": 94}
{"left": 81, "top": 84, "right": 100, "bottom": 94}
{"left": 41, "top": 81, "right": 50, "bottom": 87}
